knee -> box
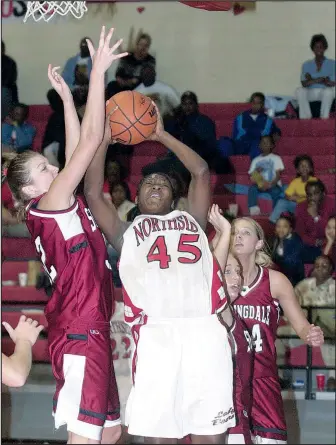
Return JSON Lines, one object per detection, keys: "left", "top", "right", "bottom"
{"left": 101, "top": 425, "right": 122, "bottom": 444}
{"left": 295, "top": 87, "right": 307, "bottom": 98}
{"left": 321, "top": 87, "right": 335, "bottom": 99}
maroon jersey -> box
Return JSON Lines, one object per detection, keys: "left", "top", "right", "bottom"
{"left": 233, "top": 266, "right": 281, "bottom": 379}
{"left": 227, "top": 313, "right": 254, "bottom": 443}
{"left": 26, "top": 195, "right": 114, "bottom": 327}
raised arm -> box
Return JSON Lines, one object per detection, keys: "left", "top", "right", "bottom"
{"left": 46, "top": 65, "right": 80, "bottom": 164}
{"left": 38, "top": 27, "right": 127, "bottom": 212}
{"left": 208, "top": 204, "right": 231, "bottom": 271}
{"left": 150, "top": 105, "right": 210, "bottom": 229}
{"left": 84, "top": 121, "right": 129, "bottom": 253}
{"left": 269, "top": 269, "right": 324, "bottom": 346}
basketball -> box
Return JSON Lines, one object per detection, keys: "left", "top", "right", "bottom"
{"left": 106, "top": 91, "right": 158, "bottom": 145}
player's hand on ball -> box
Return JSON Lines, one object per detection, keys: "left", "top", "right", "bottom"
{"left": 2, "top": 315, "right": 44, "bottom": 347}
{"left": 305, "top": 324, "right": 324, "bottom": 347}
{"left": 148, "top": 102, "right": 164, "bottom": 141}
{"left": 87, "top": 26, "right": 128, "bottom": 74}
{"left": 47, "top": 65, "right": 71, "bottom": 101}
{"left": 208, "top": 204, "right": 231, "bottom": 234}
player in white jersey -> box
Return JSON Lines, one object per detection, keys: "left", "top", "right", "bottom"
{"left": 84, "top": 106, "right": 235, "bottom": 443}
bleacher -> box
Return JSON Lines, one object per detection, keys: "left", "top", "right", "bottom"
{"left": 2, "top": 103, "right": 335, "bottom": 364}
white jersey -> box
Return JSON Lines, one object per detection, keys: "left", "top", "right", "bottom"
{"left": 119, "top": 210, "right": 227, "bottom": 322}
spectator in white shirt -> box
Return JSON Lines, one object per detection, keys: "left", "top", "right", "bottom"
{"left": 248, "top": 135, "right": 284, "bottom": 216}
{"left": 135, "top": 64, "right": 180, "bottom": 120}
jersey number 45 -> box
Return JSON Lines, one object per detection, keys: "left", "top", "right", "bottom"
{"left": 146, "top": 234, "right": 202, "bottom": 269}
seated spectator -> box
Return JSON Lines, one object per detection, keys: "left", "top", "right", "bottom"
{"left": 295, "top": 255, "right": 335, "bottom": 307}
{"left": 269, "top": 154, "right": 317, "bottom": 223}
{"left": 295, "top": 180, "right": 335, "bottom": 263}
{"left": 42, "top": 89, "right": 66, "bottom": 169}
{"left": 271, "top": 213, "right": 304, "bottom": 286}
{"left": 135, "top": 64, "right": 180, "bottom": 119}
{"left": 295, "top": 255, "right": 335, "bottom": 381}
{"left": 323, "top": 216, "right": 335, "bottom": 261}
{"left": 102, "top": 158, "right": 125, "bottom": 202}
{"left": 232, "top": 92, "right": 281, "bottom": 159}
{"left": 2, "top": 104, "right": 36, "bottom": 153}
{"left": 62, "top": 37, "right": 92, "bottom": 91}
{"left": 111, "top": 182, "right": 136, "bottom": 221}
{"left": 1, "top": 40, "right": 18, "bottom": 119}
{"left": 247, "top": 135, "right": 284, "bottom": 216}
{"left": 295, "top": 34, "right": 335, "bottom": 120}
{"left": 106, "top": 33, "right": 155, "bottom": 99}
{"left": 2, "top": 315, "right": 44, "bottom": 387}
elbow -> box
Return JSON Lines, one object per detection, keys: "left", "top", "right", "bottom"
{"left": 84, "top": 185, "right": 103, "bottom": 202}
{"left": 194, "top": 161, "right": 210, "bottom": 179}
{"left": 7, "top": 371, "right": 28, "bottom": 388}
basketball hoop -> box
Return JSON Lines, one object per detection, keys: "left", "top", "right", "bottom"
{"left": 23, "top": 1, "right": 88, "bottom": 23}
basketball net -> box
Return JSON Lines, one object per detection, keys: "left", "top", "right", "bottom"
{"left": 23, "top": 1, "right": 88, "bottom": 22}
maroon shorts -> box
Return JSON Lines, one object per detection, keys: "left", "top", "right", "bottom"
{"left": 48, "top": 321, "right": 120, "bottom": 440}
{"left": 251, "top": 376, "right": 287, "bottom": 442}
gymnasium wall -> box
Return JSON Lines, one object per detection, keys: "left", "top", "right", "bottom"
{"left": 2, "top": 1, "right": 335, "bottom": 104}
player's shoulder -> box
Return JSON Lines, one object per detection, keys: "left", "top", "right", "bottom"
{"left": 27, "top": 196, "right": 79, "bottom": 219}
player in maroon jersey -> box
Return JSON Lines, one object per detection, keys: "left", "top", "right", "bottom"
{"left": 209, "top": 205, "right": 253, "bottom": 444}
{"left": 5, "top": 27, "right": 128, "bottom": 444}
{"left": 230, "top": 217, "right": 324, "bottom": 444}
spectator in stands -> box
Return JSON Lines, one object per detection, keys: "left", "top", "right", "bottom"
{"left": 323, "top": 216, "right": 335, "bottom": 260}
{"left": 295, "top": 255, "right": 335, "bottom": 307}
{"left": 135, "top": 64, "right": 180, "bottom": 120}
{"left": 296, "top": 34, "right": 335, "bottom": 119}
{"left": 103, "top": 158, "right": 125, "bottom": 201}
{"left": 1, "top": 40, "right": 18, "bottom": 119}
{"left": 2, "top": 104, "right": 36, "bottom": 153}
{"left": 295, "top": 180, "right": 335, "bottom": 263}
{"left": 271, "top": 213, "right": 304, "bottom": 286}
{"left": 143, "top": 91, "right": 227, "bottom": 182}
{"left": 2, "top": 315, "right": 44, "bottom": 387}
{"left": 106, "top": 33, "right": 155, "bottom": 98}
{"left": 269, "top": 155, "right": 317, "bottom": 223}
{"left": 247, "top": 135, "right": 284, "bottom": 216}
{"left": 232, "top": 92, "right": 282, "bottom": 159}
{"left": 62, "top": 37, "right": 92, "bottom": 90}
{"left": 42, "top": 89, "right": 66, "bottom": 169}
{"left": 111, "top": 182, "right": 135, "bottom": 222}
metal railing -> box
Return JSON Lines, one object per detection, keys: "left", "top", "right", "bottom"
{"left": 277, "top": 305, "right": 335, "bottom": 400}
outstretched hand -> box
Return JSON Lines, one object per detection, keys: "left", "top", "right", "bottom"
{"left": 87, "top": 26, "right": 128, "bottom": 75}
{"left": 2, "top": 315, "right": 44, "bottom": 347}
{"left": 148, "top": 101, "right": 164, "bottom": 141}
{"left": 47, "top": 65, "right": 72, "bottom": 101}
{"left": 208, "top": 204, "right": 231, "bottom": 234}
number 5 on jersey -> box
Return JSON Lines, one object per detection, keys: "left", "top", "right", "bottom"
{"left": 146, "top": 234, "right": 202, "bottom": 269}
{"left": 35, "top": 236, "right": 57, "bottom": 283}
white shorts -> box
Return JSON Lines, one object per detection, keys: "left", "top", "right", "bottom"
{"left": 125, "top": 315, "right": 235, "bottom": 438}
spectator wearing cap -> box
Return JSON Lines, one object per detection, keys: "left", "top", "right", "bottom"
{"left": 295, "top": 34, "right": 335, "bottom": 119}
{"left": 232, "top": 92, "right": 282, "bottom": 159}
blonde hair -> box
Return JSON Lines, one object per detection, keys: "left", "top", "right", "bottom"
{"left": 3, "top": 150, "right": 38, "bottom": 221}
{"left": 232, "top": 217, "right": 273, "bottom": 268}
